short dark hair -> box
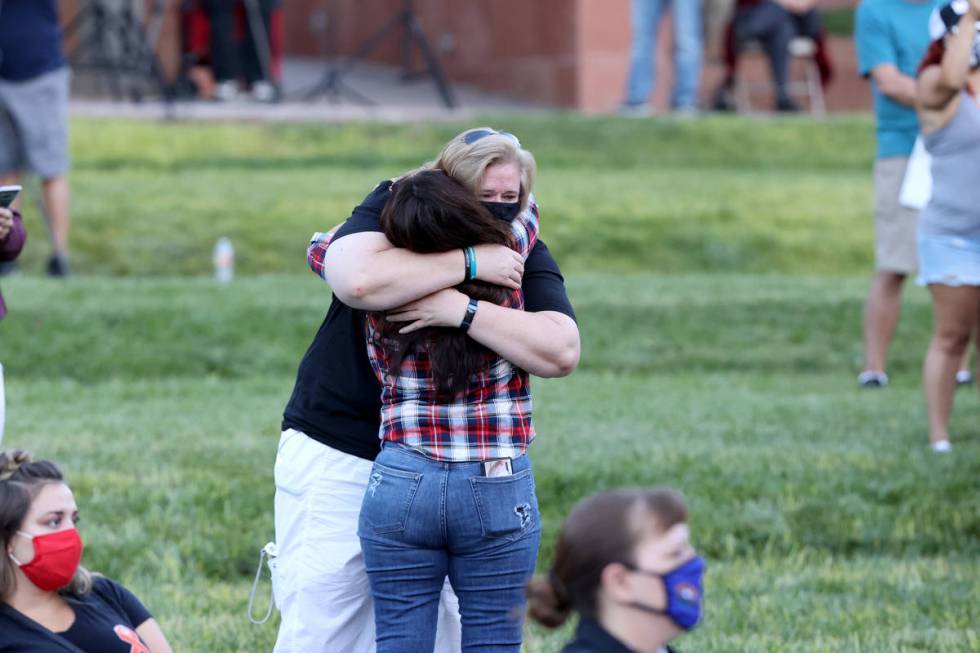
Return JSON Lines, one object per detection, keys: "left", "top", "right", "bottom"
{"left": 378, "top": 170, "right": 515, "bottom": 395}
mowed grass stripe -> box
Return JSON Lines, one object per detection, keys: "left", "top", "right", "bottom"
{"left": 0, "top": 274, "right": 938, "bottom": 379}
{"left": 13, "top": 115, "right": 878, "bottom": 276}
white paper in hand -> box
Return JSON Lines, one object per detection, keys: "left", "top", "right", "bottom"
{"left": 899, "top": 137, "right": 933, "bottom": 210}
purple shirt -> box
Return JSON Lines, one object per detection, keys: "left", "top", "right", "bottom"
{"left": 0, "top": 211, "right": 26, "bottom": 320}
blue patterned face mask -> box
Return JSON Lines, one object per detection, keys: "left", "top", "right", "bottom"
{"left": 620, "top": 555, "right": 706, "bottom": 631}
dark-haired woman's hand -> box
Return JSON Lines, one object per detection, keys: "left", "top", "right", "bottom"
{"left": 473, "top": 244, "right": 524, "bottom": 290}
{"left": 386, "top": 288, "right": 470, "bottom": 334}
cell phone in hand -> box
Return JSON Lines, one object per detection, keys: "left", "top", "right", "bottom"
{"left": 0, "top": 185, "right": 21, "bottom": 209}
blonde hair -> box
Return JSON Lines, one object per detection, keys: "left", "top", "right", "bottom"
{"left": 0, "top": 449, "right": 92, "bottom": 600}
{"left": 424, "top": 127, "right": 537, "bottom": 212}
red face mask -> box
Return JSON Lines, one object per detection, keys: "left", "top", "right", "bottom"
{"left": 10, "top": 528, "right": 84, "bottom": 591}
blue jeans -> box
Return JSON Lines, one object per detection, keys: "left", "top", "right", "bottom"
{"left": 358, "top": 444, "right": 541, "bottom": 653}
{"left": 623, "top": 0, "right": 704, "bottom": 109}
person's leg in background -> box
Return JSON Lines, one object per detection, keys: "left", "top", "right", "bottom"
{"left": 0, "top": 84, "right": 27, "bottom": 276}
{"left": 740, "top": 2, "right": 795, "bottom": 110}
{"left": 922, "top": 285, "right": 979, "bottom": 450}
{"left": 791, "top": 9, "right": 833, "bottom": 86}
{"left": 241, "top": 0, "right": 278, "bottom": 102}
{"left": 860, "top": 157, "right": 919, "bottom": 386}
{"left": 973, "top": 311, "right": 980, "bottom": 385}
{"left": 955, "top": 326, "right": 975, "bottom": 385}
{"left": 40, "top": 176, "right": 70, "bottom": 275}
{"left": 0, "top": 67, "right": 72, "bottom": 276}
{"left": 201, "top": 0, "right": 240, "bottom": 100}
{"left": 862, "top": 270, "right": 906, "bottom": 382}
{"left": 621, "top": 0, "right": 669, "bottom": 113}
{"left": 669, "top": 0, "right": 704, "bottom": 112}
{"left": 35, "top": 67, "right": 72, "bottom": 276}
{"left": 711, "top": 18, "right": 738, "bottom": 110}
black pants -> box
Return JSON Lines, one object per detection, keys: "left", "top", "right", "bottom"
{"left": 201, "top": 0, "right": 277, "bottom": 85}
{"left": 733, "top": 2, "right": 822, "bottom": 97}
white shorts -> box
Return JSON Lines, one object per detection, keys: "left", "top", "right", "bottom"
{"left": 272, "top": 429, "right": 462, "bottom": 653}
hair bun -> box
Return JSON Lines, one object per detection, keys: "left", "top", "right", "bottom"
{"left": 0, "top": 449, "right": 33, "bottom": 481}
{"left": 525, "top": 573, "right": 573, "bottom": 629}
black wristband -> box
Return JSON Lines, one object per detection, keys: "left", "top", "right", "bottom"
{"left": 460, "top": 298, "right": 479, "bottom": 333}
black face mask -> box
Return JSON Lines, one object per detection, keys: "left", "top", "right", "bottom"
{"left": 482, "top": 201, "right": 521, "bottom": 222}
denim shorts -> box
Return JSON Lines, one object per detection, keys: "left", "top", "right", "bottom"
{"left": 358, "top": 443, "right": 541, "bottom": 653}
{"left": 917, "top": 232, "right": 980, "bottom": 287}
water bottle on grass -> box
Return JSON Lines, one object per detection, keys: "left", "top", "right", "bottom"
{"left": 214, "top": 237, "right": 234, "bottom": 283}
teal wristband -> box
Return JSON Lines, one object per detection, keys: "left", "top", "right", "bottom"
{"left": 463, "top": 246, "right": 477, "bottom": 281}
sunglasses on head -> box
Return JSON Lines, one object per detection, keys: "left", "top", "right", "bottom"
{"left": 463, "top": 129, "right": 521, "bottom": 146}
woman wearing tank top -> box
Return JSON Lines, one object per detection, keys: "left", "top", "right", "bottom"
{"left": 915, "top": 0, "right": 980, "bottom": 453}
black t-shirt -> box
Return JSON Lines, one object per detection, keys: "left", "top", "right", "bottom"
{"left": 561, "top": 618, "right": 678, "bottom": 653}
{"left": 0, "top": 577, "right": 153, "bottom": 653}
{"left": 0, "top": 0, "right": 67, "bottom": 81}
{"left": 281, "top": 181, "right": 576, "bottom": 461}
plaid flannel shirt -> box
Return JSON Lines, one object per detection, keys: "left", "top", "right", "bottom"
{"left": 308, "top": 197, "right": 541, "bottom": 462}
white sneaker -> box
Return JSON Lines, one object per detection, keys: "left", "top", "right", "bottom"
{"left": 214, "top": 80, "right": 240, "bottom": 102}
{"left": 251, "top": 81, "right": 277, "bottom": 103}
{"left": 857, "top": 370, "right": 889, "bottom": 387}
{"left": 930, "top": 440, "right": 952, "bottom": 453}
{"left": 617, "top": 103, "right": 652, "bottom": 118}
{"left": 955, "top": 369, "right": 974, "bottom": 386}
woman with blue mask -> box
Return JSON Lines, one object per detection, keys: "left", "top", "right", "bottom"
{"left": 526, "top": 488, "right": 705, "bottom": 653}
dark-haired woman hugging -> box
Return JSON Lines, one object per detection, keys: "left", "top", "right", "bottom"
{"left": 526, "top": 488, "right": 705, "bottom": 653}
{"left": 0, "top": 450, "right": 173, "bottom": 653}
{"left": 357, "top": 169, "right": 546, "bottom": 653}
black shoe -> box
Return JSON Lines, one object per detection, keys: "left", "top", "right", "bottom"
{"left": 47, "top": 253, "right": 70, "bottom": 277}
{"left": 776, "top": 96, "right": 800, "bottom": 112}
{"left": 0, "top": 260, "right": 17, "bottom": 276}
{"left": 712, "top": 86, "right": 735, "bottom": 112}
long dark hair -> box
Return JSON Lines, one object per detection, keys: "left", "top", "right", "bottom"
{"left": 378, "top": 170, "right": 514, "bottom": 395}
{"left": 525, "top": 488, "right": 689, "bottom": 628}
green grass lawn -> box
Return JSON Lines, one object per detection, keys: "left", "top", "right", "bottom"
{"left": 1, "top": 115, "right": 978, "bottom": 651}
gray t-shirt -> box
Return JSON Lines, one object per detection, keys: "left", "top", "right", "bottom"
{"left": 921, "top": 91, "right": 980, "bottom": 237}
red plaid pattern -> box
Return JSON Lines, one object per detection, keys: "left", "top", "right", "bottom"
{"left": 366, "top": 202, "right": 540, "bottom": 461}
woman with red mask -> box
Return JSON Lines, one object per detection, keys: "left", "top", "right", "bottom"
{"left": 0, "top": 450, "right": 173, "bottom": 653}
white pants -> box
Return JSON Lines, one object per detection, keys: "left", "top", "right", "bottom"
{"left": 272, "top": 429, "right": 462, "bottom": 653}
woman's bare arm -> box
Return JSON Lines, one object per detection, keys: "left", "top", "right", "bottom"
{"left": 323, "top": 232, "right": 524, "bottom": 311}
{"left": 386, "top": 288, "right": 581, "bottom": 378}
{"left": 918, "top": 8, "right": 979, "bottom": 112}
{"left": 136, "top": 619, "right": 174, "bottom": 653}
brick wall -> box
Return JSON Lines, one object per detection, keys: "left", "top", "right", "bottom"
{"left": 280, "top": 0, "right": 871, "bottom": 113}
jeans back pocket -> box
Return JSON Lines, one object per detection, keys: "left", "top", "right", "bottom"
{"left": 359, "top": 462, "right": 422, "bottom": 535}
{"left": 469, "top": 469, "right": 538, "bottom": 541}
